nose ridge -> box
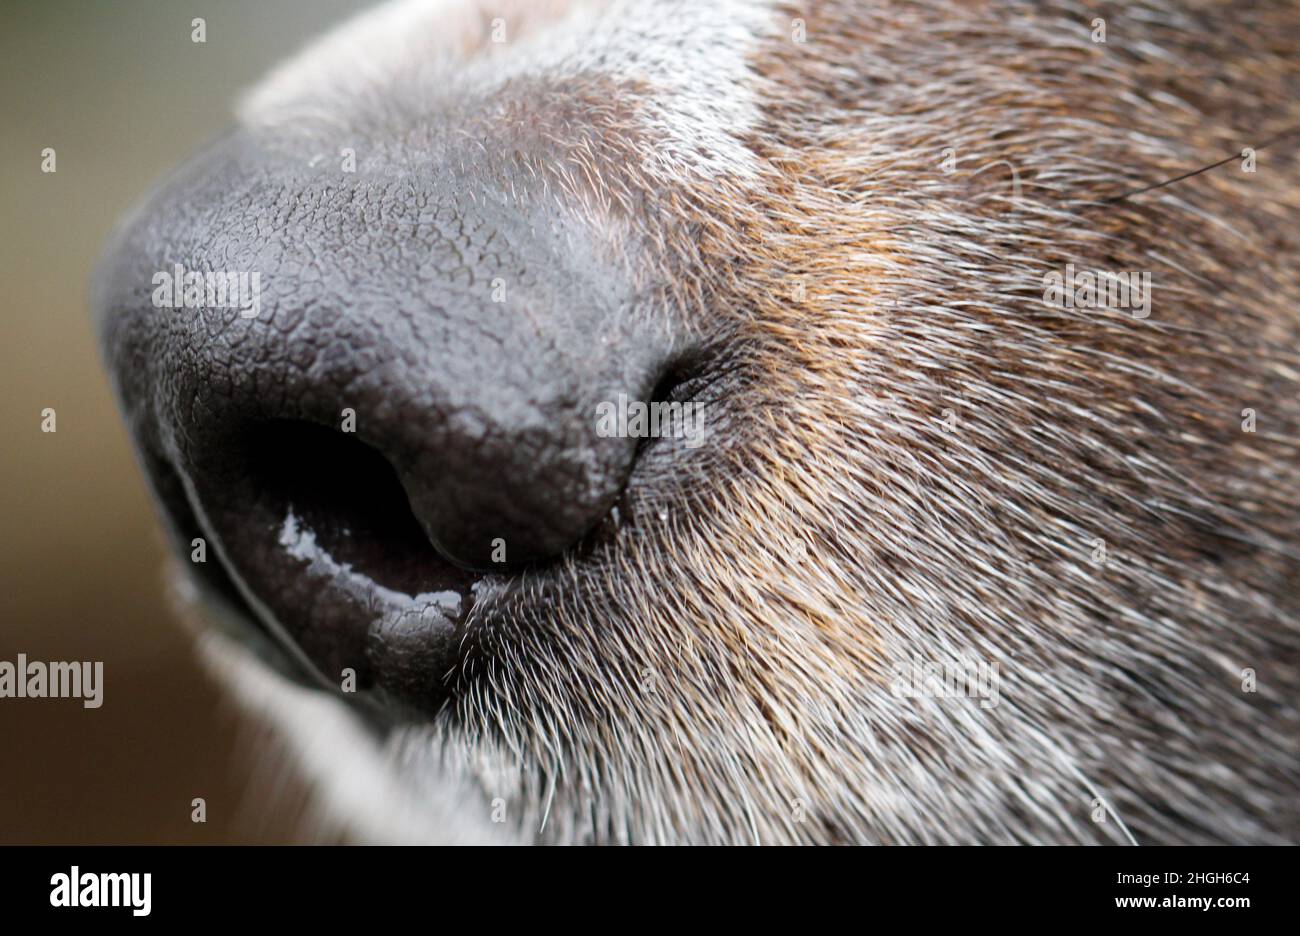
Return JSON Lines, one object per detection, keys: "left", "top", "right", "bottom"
{"left": 96, "top": 132, "right": 682, "bottom": 579}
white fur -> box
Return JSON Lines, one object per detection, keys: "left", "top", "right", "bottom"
{"left": 199, "top": 627, "right": 509, "bottom": 843}
{"left": 239, "top": 0, "right": 779, "bottom": 181}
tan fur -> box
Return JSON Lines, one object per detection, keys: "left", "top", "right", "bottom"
{"left": 183, "top": 0, "right": 1300, "bottom": 843}
{"left": 406, "top": 0, "right": 1299, "bottom": 844}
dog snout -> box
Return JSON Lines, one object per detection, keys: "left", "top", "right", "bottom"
{"left": 93, "top": 131, "right": 690, "bottom": 699}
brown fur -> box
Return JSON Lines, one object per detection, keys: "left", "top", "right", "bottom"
{"left": 420, "top": 0, "right": 1300, "bottom": 844}
{"left": 116, "top": 0, "right": 1300, "bottom": 843}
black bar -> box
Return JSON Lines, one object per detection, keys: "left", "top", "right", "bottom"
{"left": 0, "top": 846, "right": 1286, "bottom": 923}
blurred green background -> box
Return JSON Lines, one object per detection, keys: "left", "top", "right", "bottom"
{"left": 0, "top": 0, "right": 373, "bottom": 843}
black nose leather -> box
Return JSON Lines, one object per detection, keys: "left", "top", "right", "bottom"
{"left": 97, "top": 132, "right": 686, "bottom": 578}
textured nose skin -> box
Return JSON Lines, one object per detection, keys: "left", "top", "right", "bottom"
{"left": 96, "top": 132, "right": 681, "bottom": 579}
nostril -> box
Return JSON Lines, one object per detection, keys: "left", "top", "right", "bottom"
{"left": 236, "top": 420, "right": 477, "bottom": 599}
{"left": 178, "top": 417, "right": 487, "bottom": 705}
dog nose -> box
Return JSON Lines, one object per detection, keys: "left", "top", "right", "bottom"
{"left": 94, "top": 132, "right": 696, "bottom": 693}
{"left": 99, "top": 133, "right": 683, "bottom": 568}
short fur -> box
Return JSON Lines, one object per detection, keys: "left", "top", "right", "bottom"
{"left": 155, "top": 0, "right": 1300, "bottom": 843}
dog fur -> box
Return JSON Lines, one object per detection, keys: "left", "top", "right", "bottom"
{"left": 143, "top": 0, "right": 1300, "bottom": 843}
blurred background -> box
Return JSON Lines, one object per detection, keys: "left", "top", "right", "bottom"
{"left": 0, "top": 0, "right": 374, "bottom": 843}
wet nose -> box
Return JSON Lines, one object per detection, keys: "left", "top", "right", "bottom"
{"left": 99, "top": 134, "right": 682, "bottom": 568}
{"left": 93, "top": 132, "right": 693, "bottom": 695}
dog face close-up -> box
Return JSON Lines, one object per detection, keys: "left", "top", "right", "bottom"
{"left": 54, "top": 0, "right": 1300, "bottom": 845}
